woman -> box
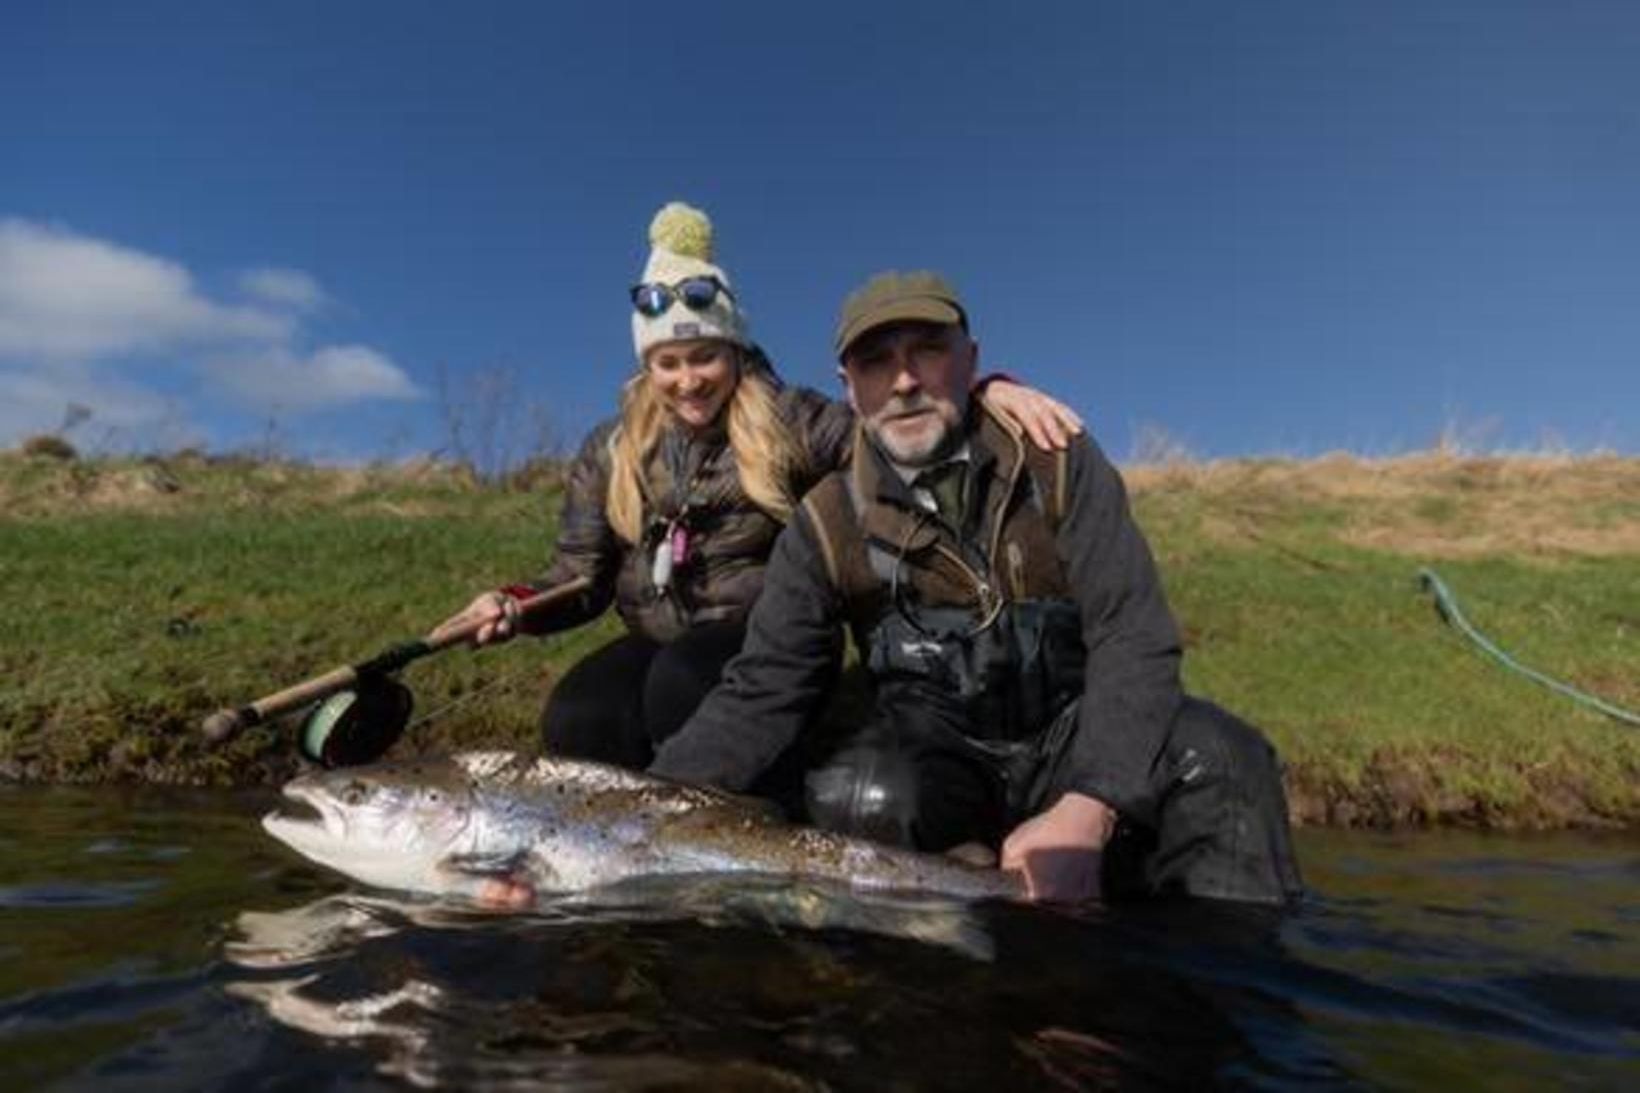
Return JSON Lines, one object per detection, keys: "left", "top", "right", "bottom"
{"left": 435, "top": 203, "right": 1080, "bottom": 770}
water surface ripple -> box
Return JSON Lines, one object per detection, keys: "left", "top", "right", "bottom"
{"left": 0, "top": 785, "right": 1634, "bottom": 1090}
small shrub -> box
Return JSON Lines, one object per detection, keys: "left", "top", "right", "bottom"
{"left": 20, "top": 434, "right": 79, "bottom": 461}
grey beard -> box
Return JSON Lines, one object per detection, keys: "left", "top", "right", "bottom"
{"left": 867, "top": 402, "right": 965, "bottom": 469}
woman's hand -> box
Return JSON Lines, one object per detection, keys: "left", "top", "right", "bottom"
{"left": 980, "top": 379, "right": 1085, "bottom": 451}
{"left": 428, "top": 591, "right": 520, "bottom": 647}
{"left": 1000, "top": 792, "right": 1116, "bottom": 903}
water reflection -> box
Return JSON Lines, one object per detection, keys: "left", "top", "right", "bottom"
{"left": 221, "top": 883, "right": 1282, "bottom": 1091}
{"left": 3, "top": 786, "right": 1637, "bottom": 1090}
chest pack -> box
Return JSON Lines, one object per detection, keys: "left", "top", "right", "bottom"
{"left": 800, "top": 435, "right": 1085, "bottom": 745}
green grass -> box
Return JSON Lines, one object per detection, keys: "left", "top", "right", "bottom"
{"left": 1130, "top": 467, "right": 1640, "bottom": 827}
{"left": 3, "top": 450, "right": 1638, "bottom": 827}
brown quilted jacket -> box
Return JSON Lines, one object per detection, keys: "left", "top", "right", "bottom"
{"left": 514, "top": 374, "right": 855, "bottom": 643}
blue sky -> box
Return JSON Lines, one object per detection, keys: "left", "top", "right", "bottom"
{"left": 3, "top": 1, "right": 1636, "bottom": 462}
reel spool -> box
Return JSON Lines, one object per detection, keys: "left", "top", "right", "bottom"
{"left": 298, "top": 674, "right": 414, "bottom": 767}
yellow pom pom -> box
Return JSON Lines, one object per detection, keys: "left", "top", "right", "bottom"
{"left": 648, "top": 202, "right": 714, "bottom": 261}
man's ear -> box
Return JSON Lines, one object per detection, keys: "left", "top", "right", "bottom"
{"left": 837, "top": 363, "right": 863, "bottom": 414}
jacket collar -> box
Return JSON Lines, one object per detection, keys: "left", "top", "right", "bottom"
{"left": 850, "top": 399, "right": 1028, "bottom": 558}
{"left": 637, "top": 418, "right": 732, "bottom": 515}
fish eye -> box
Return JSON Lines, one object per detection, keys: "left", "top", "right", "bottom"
{"left": 341, "top": 780, "right": 369, "bottom": 806}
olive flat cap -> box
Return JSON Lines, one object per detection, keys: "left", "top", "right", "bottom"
{"left": 833, "top": 270, "right": 968, "bottom": 358}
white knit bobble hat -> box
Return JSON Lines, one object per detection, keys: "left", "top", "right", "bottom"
{"left": 630, "top": 202, "right": 750, "bottom": 361}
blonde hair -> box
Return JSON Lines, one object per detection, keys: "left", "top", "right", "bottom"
{"left": 606, "top": 352, "right": 803, "bottom": 544}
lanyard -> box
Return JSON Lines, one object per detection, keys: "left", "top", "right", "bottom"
{"left": 649, "top": 432, "right": 721, "bottom": 594}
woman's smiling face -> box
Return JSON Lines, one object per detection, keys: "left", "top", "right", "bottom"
{"left": 645, "top": 339, "right": 739, "bottom": 431}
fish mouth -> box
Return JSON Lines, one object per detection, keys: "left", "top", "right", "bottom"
{"left": 262, "top": 784, "right": 337, "bottom": 846}
{"left": 267, "top": 790, "right": 322, "bottom": 824}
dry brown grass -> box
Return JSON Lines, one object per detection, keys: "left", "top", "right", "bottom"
{"left": 10, "top": 448, "right": 1637, "bottom": 559}
{"left": 0, "top": 452, "right": 489, "bottom": 519}
{"left": 1125, "top": 451, "right": 1640, "bottom": 559}
{"left": 0, "top": 457, "right": 183, "bottom": 516}
{"left": 82, "top": 466, "right": 183, "bottom": 511}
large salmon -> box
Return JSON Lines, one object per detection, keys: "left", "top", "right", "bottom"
{"left": 262, "top": 751, "right": 1023, "bottom": 904}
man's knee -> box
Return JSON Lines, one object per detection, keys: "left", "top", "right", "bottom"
{"left": 1165, "top": 697, "right": 1282, "bottom": 796}
{"left": 803, "top": 726, "right": 1007, "bottom": 853}
{"left": 1150, "top": 697, "right": 1302, "bottom": 904}
{"left": 804, "top": 741, "right": 921, "bottom": 848}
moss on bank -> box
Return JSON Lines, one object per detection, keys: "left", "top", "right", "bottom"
{"left": 2, "top": 449, "right": 1637, "bottom": 828}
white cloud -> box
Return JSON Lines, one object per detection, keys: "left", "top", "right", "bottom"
{"left": 207, "top": 344, "right": 422, "bottom": 412}
{"left": 0, "top": 218, "right": 417, "bottom": 447}
{"left": 0, "top": 219, "right": 289, "bottom": 359}
{"left": 239, "top": 267, "right": 328, "bottom": 311}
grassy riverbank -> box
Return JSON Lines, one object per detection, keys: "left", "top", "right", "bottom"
{"left": 2, "top": 448, "right": 1637, "bottom": 828}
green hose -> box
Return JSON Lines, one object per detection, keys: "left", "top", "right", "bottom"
{"left": 1418, "top": 568, "right": 1640, "bottom": 728}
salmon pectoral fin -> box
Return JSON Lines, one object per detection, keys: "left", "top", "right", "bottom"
{"left": 438, "top": 850, "right": 529, "bottom": 878}
{"left": 438, "top": 852, "right": 539, "bottom": 911}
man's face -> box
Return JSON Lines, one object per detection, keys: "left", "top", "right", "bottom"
{"left": 840, "top": 321, "right": 978, "bottom": 466}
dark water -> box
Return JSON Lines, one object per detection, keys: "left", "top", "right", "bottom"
{"left": 0, "top": 786, "right": 1635, "bottom": 1091}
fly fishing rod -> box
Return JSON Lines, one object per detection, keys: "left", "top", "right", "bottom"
{"left": 200, "top": 576, "right": 592, "bottom": 764}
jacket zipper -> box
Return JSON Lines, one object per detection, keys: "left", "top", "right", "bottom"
{"left": 932, "top": 542, "right": 999, "bottom": 617}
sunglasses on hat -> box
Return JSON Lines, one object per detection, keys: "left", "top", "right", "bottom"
{"left": 630, "top": 275, "right": 734, "bottom": 318}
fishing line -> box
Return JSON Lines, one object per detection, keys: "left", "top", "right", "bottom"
{"left": 404, "top": 661, "right": 543, "bottom": 732}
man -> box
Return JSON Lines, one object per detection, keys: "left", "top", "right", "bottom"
{"left": 650, "top": 271, "right": 1302, "bottom": 904}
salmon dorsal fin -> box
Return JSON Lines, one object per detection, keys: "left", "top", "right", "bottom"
{"left": 453, "top": 750, "right": 534, "bottom": 782}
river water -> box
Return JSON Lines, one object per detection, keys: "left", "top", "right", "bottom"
{"left": 0, "top": 784, "right": 1634, "bottom": 1091}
